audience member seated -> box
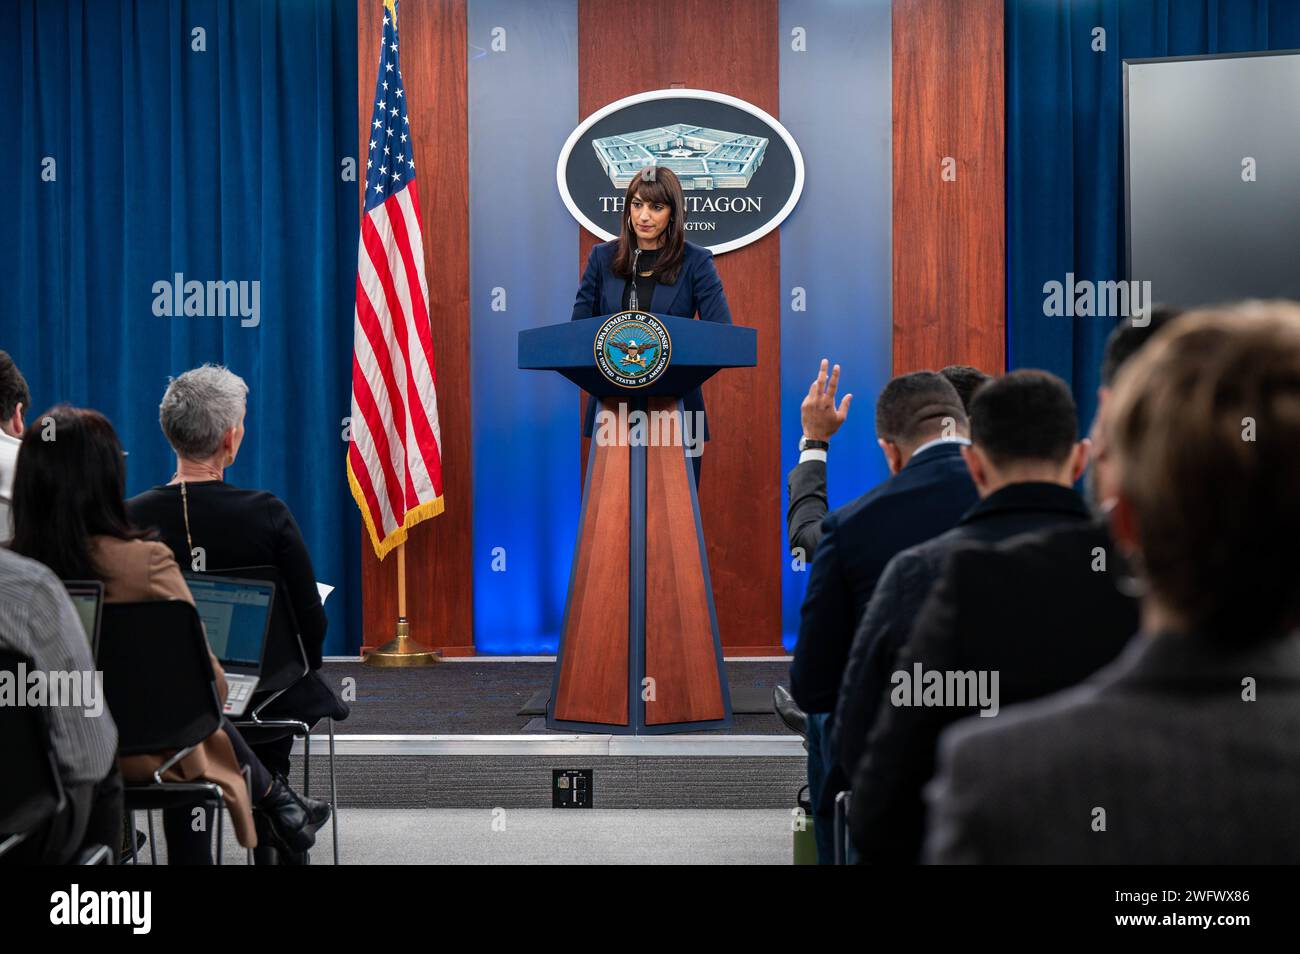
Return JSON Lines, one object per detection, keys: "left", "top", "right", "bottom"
{"left": 125, "top": 365, "right": 346, "bottom": 854}
{"left": 0, "top": 546, "right": 121, "bottom": 863}
{"left": 938, "top": 364, "right": 990, "bottom": 414}
{"left": 847, "top": 313, "right": 1175, "bottom": 862}
{"left": 9, "top": 405, "right": 330, "bottom": 864}
{"left": 0, "top": 350, "right": 29, "bottom": 544}
{"left": 789, "top": 371, "right": 976, "bottom": 862}
{"left": 779, "top": 361, "right": 992, "bottom": 738}
{"left": 924, "top": 302, "right": 1300, "bottom": 864}
{"left": 786, "top": 362, "right": 991, "bottom": 563}
{"left": 836, "top": 370, "right": 1091, "bottom": 819}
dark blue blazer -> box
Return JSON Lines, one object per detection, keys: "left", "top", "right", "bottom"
{"left": 570, "top": 239, "right": 733, "bottom": 438}
{"left": 790, "top": 442, "right": 978, "bottom": 715}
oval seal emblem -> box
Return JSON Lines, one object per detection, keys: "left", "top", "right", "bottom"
{"left": 557, "top": 88, "right": 805, "bottom": 256}
{"left": 594, "top": 311, "right": 672, "bottom": 389}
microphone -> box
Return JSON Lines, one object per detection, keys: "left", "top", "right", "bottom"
{"left": 629, "top": 246, "right": 642, "bottom": 311}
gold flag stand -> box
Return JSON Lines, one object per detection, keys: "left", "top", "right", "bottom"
{"left": 363, "top": 542, "right": 441, "bottom": 667}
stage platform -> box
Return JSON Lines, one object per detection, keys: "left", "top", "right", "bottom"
{"left": 286, "top": 658, "right": 805, "bottom": 810}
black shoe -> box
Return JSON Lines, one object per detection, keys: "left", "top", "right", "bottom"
{"left": 773, "top": 685, "right": 808, "bottom": 737}
{"left": 254, "top": 777, "right": 330, "bottom": 854}
{"left": 278, "top": 848, "right": 311, "bottom": 866}
{"left": 273, "top": 772, "right": 331, "bottom": 829}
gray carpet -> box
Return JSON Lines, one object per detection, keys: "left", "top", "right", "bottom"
{"left": 321, "top": 659, "right": 795, "bottom": 735}
{"left": 132, "top": 809, "right": 795, "bottom": 865}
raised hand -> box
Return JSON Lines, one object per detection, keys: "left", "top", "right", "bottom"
{"left": 801, "top": 358, "right": 853, "bottom": 442}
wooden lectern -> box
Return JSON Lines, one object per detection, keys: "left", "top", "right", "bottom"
{"left": 518, "top": 311, "right": 757, "bottom": 733}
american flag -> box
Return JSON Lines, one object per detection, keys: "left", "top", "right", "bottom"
{"left": 348, "top": 0, "right": 445, "bottom": 559}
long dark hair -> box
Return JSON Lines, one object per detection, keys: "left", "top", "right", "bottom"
{"left": 611, "top": 164, "right": 686, "bottom": 286}
{"left": 9, "top": 405, "right": 151, "bottom": 580}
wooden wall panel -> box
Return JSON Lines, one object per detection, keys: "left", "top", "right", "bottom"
{"left": 357, "top": 0, "right": 474, "bottom": 654}
{"left": 578, "top": 0, "right": 784, "bottom": 655}
{"left": 892, "top": 0, "right": 1005, "bottom": 375}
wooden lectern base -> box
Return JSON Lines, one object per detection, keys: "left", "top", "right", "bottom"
{"left": 548, "top": 396, "right": 731, "bottom": 733}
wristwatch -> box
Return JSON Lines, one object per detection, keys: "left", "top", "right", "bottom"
{"left": 799, "top": 437, "right": 829, "bottom": 452}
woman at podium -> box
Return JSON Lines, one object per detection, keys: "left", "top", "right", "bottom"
{"left": 570, "top": 164, "right": 733, "bottom": 483}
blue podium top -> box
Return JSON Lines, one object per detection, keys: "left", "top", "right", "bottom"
{"left": 518, "top": 311, "right": 756, "bottom": 397}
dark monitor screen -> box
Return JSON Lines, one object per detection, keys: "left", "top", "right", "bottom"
{"left": 1125, "top": 50, "right": 1300, "bottom": 306}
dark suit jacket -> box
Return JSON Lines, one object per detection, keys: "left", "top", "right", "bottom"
{"left": 790, "top": 441, "right": 977, "bottom": 715}
{"left": 850, "top": 519, "right": 1140, "bottom": 863}
{"left": 924, "top": 630, "right": 1300, "bottom": 864}
{"left": 787, "top": 458, "right": 828, "bottom": 560}
{"left": 571, "top": 239, "right": 733, "bottom": 438}
{"left": 834, "top": 482, "right": 1091, "bottom": 781}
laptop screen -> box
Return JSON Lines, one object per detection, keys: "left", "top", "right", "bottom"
{"left": 63, "top": 582, "right": 103, "bottom": 651}
{"left": 184, "top": 576, "right": 274, "bottom": 668}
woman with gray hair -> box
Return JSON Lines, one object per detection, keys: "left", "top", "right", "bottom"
{"left": 128, "top": 364, "right": 342, "bottom": 864}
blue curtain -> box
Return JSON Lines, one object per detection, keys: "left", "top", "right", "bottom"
{"left": 1006, "top": 0, "right": 1300, "bottom": 427}
{"left": 0, "top": 0, "right": 362, "bottom": 654}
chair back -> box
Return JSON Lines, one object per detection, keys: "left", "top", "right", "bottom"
{"left": 98, "top": 601, "right": 222, "bottom": 755}
{"left": 0, "top": 650, "right": 65, "bottom": 838}
{"left": 205, "top": 566, "right": 309, "bottom": 697}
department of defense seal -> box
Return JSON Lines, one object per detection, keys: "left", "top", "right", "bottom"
{"left": 593, "top": 311, "right": 672, "bottom": 388}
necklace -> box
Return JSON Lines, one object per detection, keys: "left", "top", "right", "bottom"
{"left": 179, "top": 480, "right": 194, "bottom": 555}
{"left": 169, "top": 463, "right": 222, "bottom": 557}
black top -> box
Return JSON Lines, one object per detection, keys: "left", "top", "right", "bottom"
{"left": 619, "top": 247, "right": 660, "bottom": 311}
{"left": 126, "top": 481, "right": 328, "bottom": 669}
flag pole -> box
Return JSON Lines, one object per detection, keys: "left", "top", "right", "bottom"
{"left": 363, "top": 540, "right": 441, "bottom": 667}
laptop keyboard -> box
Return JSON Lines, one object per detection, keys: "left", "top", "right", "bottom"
{"left": 223, "top": 678, "right": 255, "bottom": 713}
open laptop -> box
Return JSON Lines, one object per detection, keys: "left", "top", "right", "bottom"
{"left": 63, "top": 580, "right": 104, "bottom": 660}
{"left": 183, "top": 574, "right": 276, "bottom": 717}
